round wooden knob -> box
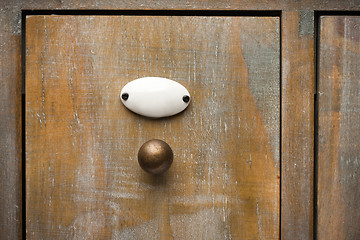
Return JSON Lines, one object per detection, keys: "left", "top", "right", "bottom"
{"left": 138, "top": 139, "right": 173, "bottom": 175}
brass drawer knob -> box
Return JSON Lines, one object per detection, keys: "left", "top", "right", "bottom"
{"left": 138, "top": 139, "right": 173, "bottom": 175}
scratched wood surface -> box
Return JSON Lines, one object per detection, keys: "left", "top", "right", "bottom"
{"left": 318, "top": 16, "right": 360, "bottom": 240}
{"left": 25, "top": 15, "right": 280, "bottom": 239}
{"left": 3, "top": 1, "right": 359, "bottom": 239}
{"left": 281, "top": 11, "right": 315, "bottom": 240}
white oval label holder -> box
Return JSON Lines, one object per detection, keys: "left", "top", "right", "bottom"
{"left": 120, "top": 77, "right": 191, "bottom": 118}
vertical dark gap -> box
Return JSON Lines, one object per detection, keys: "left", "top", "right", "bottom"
{"left": 313, "top": 11, "right": 321, "bottom": 240}
{"left": 279, "top": 11, "right": 283, "bottom": 240}
{"left": 21, "top": 10, "right": 26, "bottom": 240}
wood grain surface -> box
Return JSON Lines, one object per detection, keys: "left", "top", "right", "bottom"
{"left": 1, "top": 0, "right": 359, "bottom": 239}
{"left": 26, "top": 15, "right": 280, "bottom": 239}
{"left": 281, "top": 11, "right": 315, "bottom": 240}
{"left": 318, "top": 16, "right": 360, "bottom": 240}
{"left": 0, "top": 29, "right": 22, "bottom": 240}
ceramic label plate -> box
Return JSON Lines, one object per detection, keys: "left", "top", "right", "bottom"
{"left": 120, "top": 77, "right": 191, "bottom": 118}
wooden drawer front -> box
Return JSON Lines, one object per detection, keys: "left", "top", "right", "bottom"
{"left": 26, "top": 15, "right": 280, "bottom": 239}
{"left": 318, "top": 16, "right": 360, "bottom": 240}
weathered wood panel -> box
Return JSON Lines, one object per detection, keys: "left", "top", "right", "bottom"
{"left": 281, "top": 11, "right": 315, "bottom": 240}
{"left": 26, "top": 15, "right": 280, "bottom": 239}
{"left": 0, "top": 31, "right": 22, "bottom": 240}
{"left": 318, "top": 16, "right": 360, "bottom": 240}
{"left": 1, "top": 1, "right": 359, "bottom": 239}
